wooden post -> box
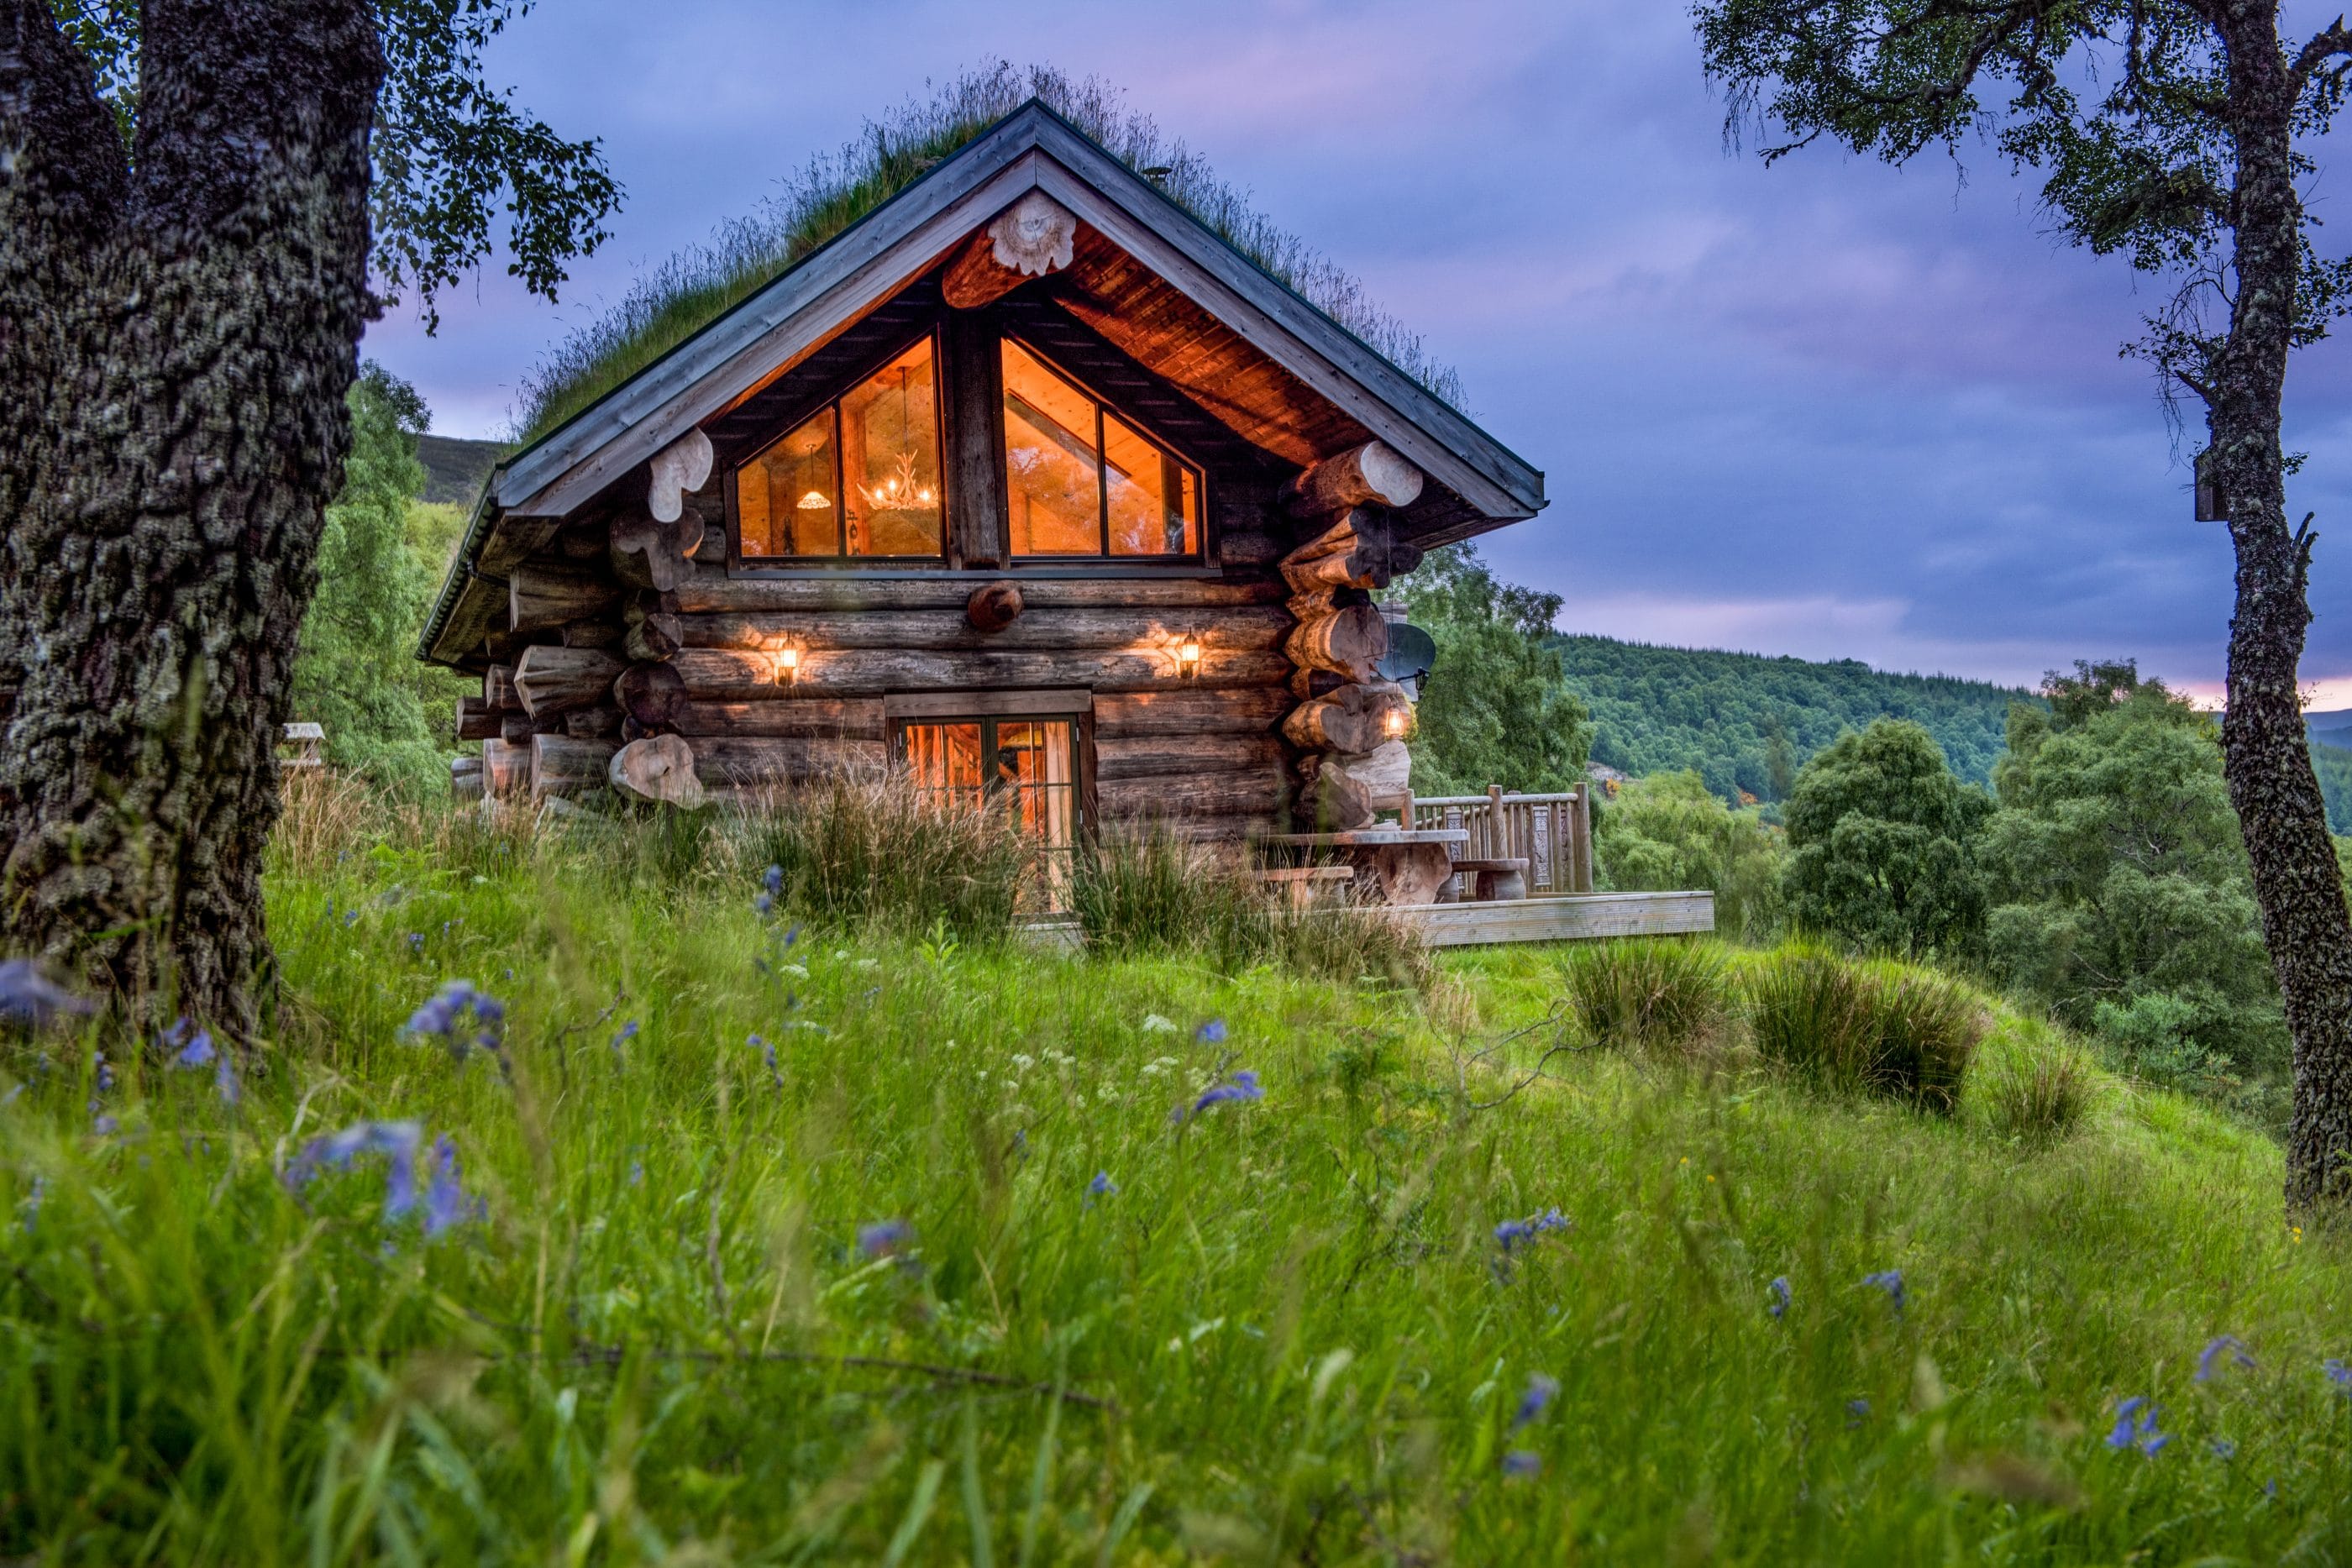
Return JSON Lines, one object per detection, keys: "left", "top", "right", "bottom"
{"left": 1574, "top": 784, "right": 1595, "bottom": 893}
{"left": 944, "top": 308, "right": 1009, "bottom": 568}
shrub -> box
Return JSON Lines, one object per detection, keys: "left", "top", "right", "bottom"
{"left": 1745, "top": 947, "right": 1987, "bottom": 1112}
{"left": 740, "top": 774, "right": 1033, "bottom": 941}
{"left": 1559, "top": 937, "right": 1732, "bottom": 1055}
{"left": 1971, "top": 1017, "right": 2096, "bottom": 1145}
{"left": 1595, "top": 771, "right": 1787, "bottom": 943}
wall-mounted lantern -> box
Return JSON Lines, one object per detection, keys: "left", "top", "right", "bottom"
{"left": 772, "top": 646, "right": 801, "bottom": 686}
{"left": 1383, "top": 705, "right": 1413, "bottom": 742}
{"left": 1177, "top": 634, "right": 1203, "bottom": 679}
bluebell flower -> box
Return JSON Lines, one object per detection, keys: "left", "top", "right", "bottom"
{"left": 1196, "top": 1019, "right": 1227, "bottom": 1044}
{"left": 2210, "top": 1436, "right": 2239, "bottom": 1460}
{"left": 764, "top": 864, "right": 785, "bottom": 896}
{"left": 19, "top": 1176, "right": 45, "bottom": 1234}
{"left": 1768, "top": 1276, "right": 1792, "bottom": 1319}
{"left": 92, "top": 1112, "right": 118, "bottom": 1136}
{"left": 172, "top": 1028, "right": 217, "bottom": 1069}
{"left": 2325, "top": 1358, "right": 2352, "bottom": 1395}
{"left": 422, "top": 1136, "right": 483, "bottom": 1239}
{"left": 407, "top": 932, "right": 424, "bottom": 954}
{"left": 342, "top": 909, "right": 360, "bottom": 928}
{"left": 1187, "top": 1068, "right": 1263, "bottom": 1118}
{"left": 1494, "top": 1216, "right": 1535, "bottom": 1253}
{"left": 627, "top": 1159, "right": 644, "bottom": 1188}
{"left": 750, "top": 1033, "right": 780, "bottom": 1087}
{"left": 1861, "top": 1270, "right": 1907, "bottom": 1314}
{"left": 612, "top": 1019, "right": 638, "bottom": 1056}
{"left": 0, "top": 959, "right": 94, "bottom": 1029}
{"left": 402, "top": 981, "right": 505, "bottom": 1059}
{"left": 2197, "top": 1335, "right": 2255, "bottom": 1382}
{"left": 858, "top": 1219, "right": 912, "bottom": 1258}
{"left": 2106, "top": 1397, "right": 2167, "bottom": 1455}
{"left": 1845, "top": 1398, "right": 1870, "bottom": 1427}
{"left": 1500, "top": 1450, "right": 1541, "bottom": 1478}
{"left": 285, "top": 1120, "right": 425, "bottom": 1224}
{"left": 1511, "top": 1373, "right": 1560, "bottom": 1432}
{"left": 753, "top": 892, "right": 775, "bottom": 916}
{"left": 92, "top": 1052, "right": 113, "bottom": 1094}
{"left": 213, "top": 1052, "right": 241, "bottom": 1107}
{"left": 1089, "top": 1171, "right": 1117, "bottom": 1198}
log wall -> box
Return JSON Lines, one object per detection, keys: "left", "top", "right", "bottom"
{"left": 463, "top": 465, "right": 1310, "bottom": 838}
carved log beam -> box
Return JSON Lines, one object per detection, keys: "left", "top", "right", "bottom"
{"left": 531, "top": 735, "right": 619, "bottom": 802}
{"left": 646, "top": 427, "right": 714, "bottom": 524}
{"left": 942, "top": 191, "right": 1079, "bottom": 309}
{"left": 612, "top": 506, "right": 703, "bottom": 593}
{"left": 1284, "top": 602, "right": 1388, "bottom": 684}
{"left": 1279, "top": 507, "right": 1422, "bottom": 594}
{"left": 1281, "top": 682, "right": 1410, "bottom": 753}
{"left": 510, "top": 562, "right": 620, "bottom": 634}
{"left": 455, "top": 695, "right": 499, "bottom": 742}
{"left": 514, "top": 645, "right": 627, "bottom": 719}
{"left": 614, "top": 660, "right": 689, "bottom": 735}
{"left": 485, "top": 663, "right": 520, "bottom": 712}
{"left": 1283, "top": 440, "right": 1424, "bottom": 517}
{"left": 609, "top": 735, "right": 707, "bottom": 809}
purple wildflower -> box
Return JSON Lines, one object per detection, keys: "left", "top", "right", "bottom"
{"left": 612, "top": 1019, "right": 638, "bottom": 1056}
{"left": 1187, "top": 1068, "right": 1263, "bottom": 1118}
{"left": 407, "top": 932, "right": 424, "bottom": 954}
{"left": 753, "top": 892, "right": 775, "bottom": 916}
{"left": 1501, "top": 1450, "right": 1541, "bottom": 1478}
{"left": 213, "top": 1052, "right": 241, "bottom": 1107}
{"left": 171, "top": 1027, "right": 217, "bottom": 1069}
{"left": 1768, "top": 1276, "right": 1792, "bottom": 1319}
{"left": 285, "top": 1120, "right": 425, "bottom": 1224}
{"left": 0, "top": 959, "right": 94, "bottom": 1030}
{"left": 1088, "top": 1171, "right": 1117, "bottom": 1198}
{"left": 2106, "top": 1397, "right": 2168, "bottom": 1455}
{"left": 2325, "top": 1358, "right": 2352, "bottom": 1395}
{"left": 1511, "top": 1373, "right": 1560, "bottom": 1432}
{"left": 92, "top": 1113, "right": 118, "bottom": 1136}
{"left": 764, "top": 864, "right": 785, "bottom": 896}
{"left": 1845, "top": 1398, "right": 1871, "bottom": 1427}
{"left": 627, "top": 1159, "right": 644, "bottom": 1188}
{"left": 2197, "top": 1335, "right": 2255, "bottom": 1382}
{"left": 750, "top": 1033, "right": 780, "bottom": 1087}
{"left": 2210, "top": 1436, "right": 2239, "bottom": 1460}
{"left": 1861, "top": 1270, "right": 1907, "bottom": 1314}
{"left": 858, "top": 1219, "right": 912, "bottom": 1258}
{"left": 92, "top": 1052, "right": 113, "bottom": 1093}
{"left": 1495, "top": 1208, "right": 1568, "bottom": 1255}
{"left": 1195, "top": 1019, "right": 1227, "bottom": 1044}
{"left": 422, "top": 1136, "right": 483, "bottom": 1239}
{"left": 19, "top": 1176, "right": 45, "bottom": 1233}
{"left": 402, "top": 981, "right": 504, "bottom": 1059}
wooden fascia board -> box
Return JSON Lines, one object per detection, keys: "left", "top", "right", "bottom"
{"left": 1016, "top": 129, "right": 1543, "bottom": 522}
{"left": 493, "top": 102, "right": 1542, "bottom": 527}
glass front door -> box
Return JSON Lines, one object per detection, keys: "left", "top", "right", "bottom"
{"left": 897, "top": 715, "right": 1081, "bottom": 898}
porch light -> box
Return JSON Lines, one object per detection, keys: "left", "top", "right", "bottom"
{"left": 773, "top": 646, "right": 801, "bottom": 685}
{"left": 1383, "top": 705, "right": 1411, "bottom": 741}
{"left": 1177, "top": 634, "right": 1202, "bottom": 679}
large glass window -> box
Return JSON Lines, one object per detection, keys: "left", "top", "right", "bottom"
{"left": 1002, "top": 340, "right": 1200, "bottom": 559}
{"left": 738, "top": 338, "right": 944, "bottom": 560}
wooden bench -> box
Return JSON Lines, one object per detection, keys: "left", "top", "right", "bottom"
{"left": 1252, "top": 864, "right": 1356, "bottom": 910}
{"left": 1450, "top": 857, "right": 1530, "bottom": 901}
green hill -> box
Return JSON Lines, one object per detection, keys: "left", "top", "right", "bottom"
{"left": 1551, "top": 635, "right": 2029, "bottom": 801}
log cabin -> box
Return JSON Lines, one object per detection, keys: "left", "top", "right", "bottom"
{"left": 421, "top": 99, "right": 1554, "bottom": 893}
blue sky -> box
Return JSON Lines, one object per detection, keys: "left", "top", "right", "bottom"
{"left": 361, "top": 0, "right": 2352, "bottom": 700}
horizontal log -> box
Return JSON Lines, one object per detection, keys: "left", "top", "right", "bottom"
{"left": 1281, "top": 682, "right": 1410, "bottom": 753}
{"left": 1092, "top": 686, "right": 1293, "bottom": 737}
{"left": 531, "top": 735, "right": 618, "bottom": 801}
{"left": 1284, "top": 440, "right": 1425, "bottom": 516}
{"left": 515, "top": 645, "right": 627, "bottom": 718}
{"left": 1284, "top": 604, "right": 1388, "bottom": 683}
{"left": 676, "top": 699, "right": 887, "bottom": 740}
{"left": 476, "top": 514, "right": 562, "bottom": 579}
{"left": 561, "top": 619, "right": 624, "bottom": 650}
{"left": 565, "top": 705, "right": 622, "bottom": 740}
{"left": 1097, "top": 769, "right": 1289, "bottom": 821}
{"left": 670, "top": 647, "right": 1295, "bottom": 701}
{"left": 510, "top": 562, "right": 619, "bottom": 634}
{"left": 455, "top": 695, "right": 499, "bottom": 742}
{"left": 450, "top": 756, "right": 486, "bottom": 805}
{"left": 1094, "top": 732, "right": 1285, "bottom": 783}
{"left": 680, "top": 605, "right": 1291, "bottom": 655}
{"left": 482, "top": 737, "right": 529, "bottom": 797}
{"left": 671, "top": 569, "right": 1286, "bottom": 615}
{"left": 1215, "top": 529, "right": 1281, "bottom": 566}
{"left": 485, "top": 664, "right": 519, "bottom": 711}
{"left": 687, "top": 736, "right": 890, "bottom": 786}
{"left": 1096, "top": 813, "right": 1277, "bottom": 846}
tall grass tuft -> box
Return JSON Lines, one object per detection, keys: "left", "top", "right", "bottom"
{"left": 1069, "top": 833, "right": 1430, "bottom": 985}
{"left": 1558, "top": 937, "right": 1732, "bottom": 1055}
{"left": 513, "top": 62, "right": 1465, "bottom": 443}
{"left": 741, "top": 773, "right": 1033, "bottom": 940}
{"left": 270, "top": 768, "right": 393, "bottom": 874}
{"left": 1971, "top": 1015, "right": 2097, "bottom": 1144}
{"left": 1745, "top": 946, "right": 1987, "bottom": 1112}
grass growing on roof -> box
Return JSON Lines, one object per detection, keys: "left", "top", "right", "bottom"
{"left": 2, "top": 808, "right": 2349, "bottom": 1560}
{"left": 512, "top": 61, "right": 1468, "bottom": 445}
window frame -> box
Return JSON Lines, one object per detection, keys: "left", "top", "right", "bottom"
{"left": 723, "top": 326, "right": 953, "bottom": 571}
{"left": 999, "top": 333, "right": 1207, "bottom": 565}
{"left": 889, "top": 705, "right": 1097, "bottom": 859}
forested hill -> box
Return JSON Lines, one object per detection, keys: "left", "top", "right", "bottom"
{"left": 1551, "top": 635, "right": 2030, "bottom": 799}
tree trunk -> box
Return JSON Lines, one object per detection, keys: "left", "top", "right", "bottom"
{"left": 0, "top": 1, "right": 384, "bottom": 1036}
{"left": 2213, "top": 15, "right": 2352, "bottom": 1214}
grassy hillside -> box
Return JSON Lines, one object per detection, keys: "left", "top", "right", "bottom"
{"left": 2, "top": 798, "right": 2346, "bottom": 1560}
{"left": 1555, "top": 636, "right": 2030, "bottom": 800}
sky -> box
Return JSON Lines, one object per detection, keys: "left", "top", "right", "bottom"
{"left": 360, "top": 0, "right": 2352, "bottom": 704}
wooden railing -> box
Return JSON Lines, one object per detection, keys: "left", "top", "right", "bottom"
{"left": 1404, "top": 784, "right": 1594, "bottom": 896}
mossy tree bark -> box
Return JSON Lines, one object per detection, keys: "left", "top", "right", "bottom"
{"left": 0, "top": 1, "right": 383, "bottom": 1036}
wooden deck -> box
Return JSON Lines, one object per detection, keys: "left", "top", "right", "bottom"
{"left": 1021, "top": 889, "right": 1714, "bottom": 952}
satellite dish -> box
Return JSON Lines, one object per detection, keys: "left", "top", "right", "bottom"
{"left": 1378, "top": 622, "right": 1436, "bottom": 684}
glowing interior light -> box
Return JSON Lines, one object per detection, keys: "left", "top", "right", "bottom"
{"left": 1384, "top": 706, "right": 1410, "bottom": 739}
{"left": 797, "top": 490, "right": 831, "bottom": 511}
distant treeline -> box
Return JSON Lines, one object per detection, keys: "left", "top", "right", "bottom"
{"left": 1548, "top": 635, "right": 2027, "bottom": 800}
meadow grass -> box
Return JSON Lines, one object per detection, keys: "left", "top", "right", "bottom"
{"left": 2, "top": 814, "right": 2349, "bottom": 1562}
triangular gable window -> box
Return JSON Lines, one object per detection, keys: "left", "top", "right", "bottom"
{"left": 1002, "top": 338, "right": 1200, "bottom": 559}
{"left": 736, "top": 336, "right": 944, "bottom": 560}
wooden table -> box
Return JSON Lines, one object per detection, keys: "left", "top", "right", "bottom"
{"left": 1253, "top": 828, "right": 1473, "bottom": 907}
